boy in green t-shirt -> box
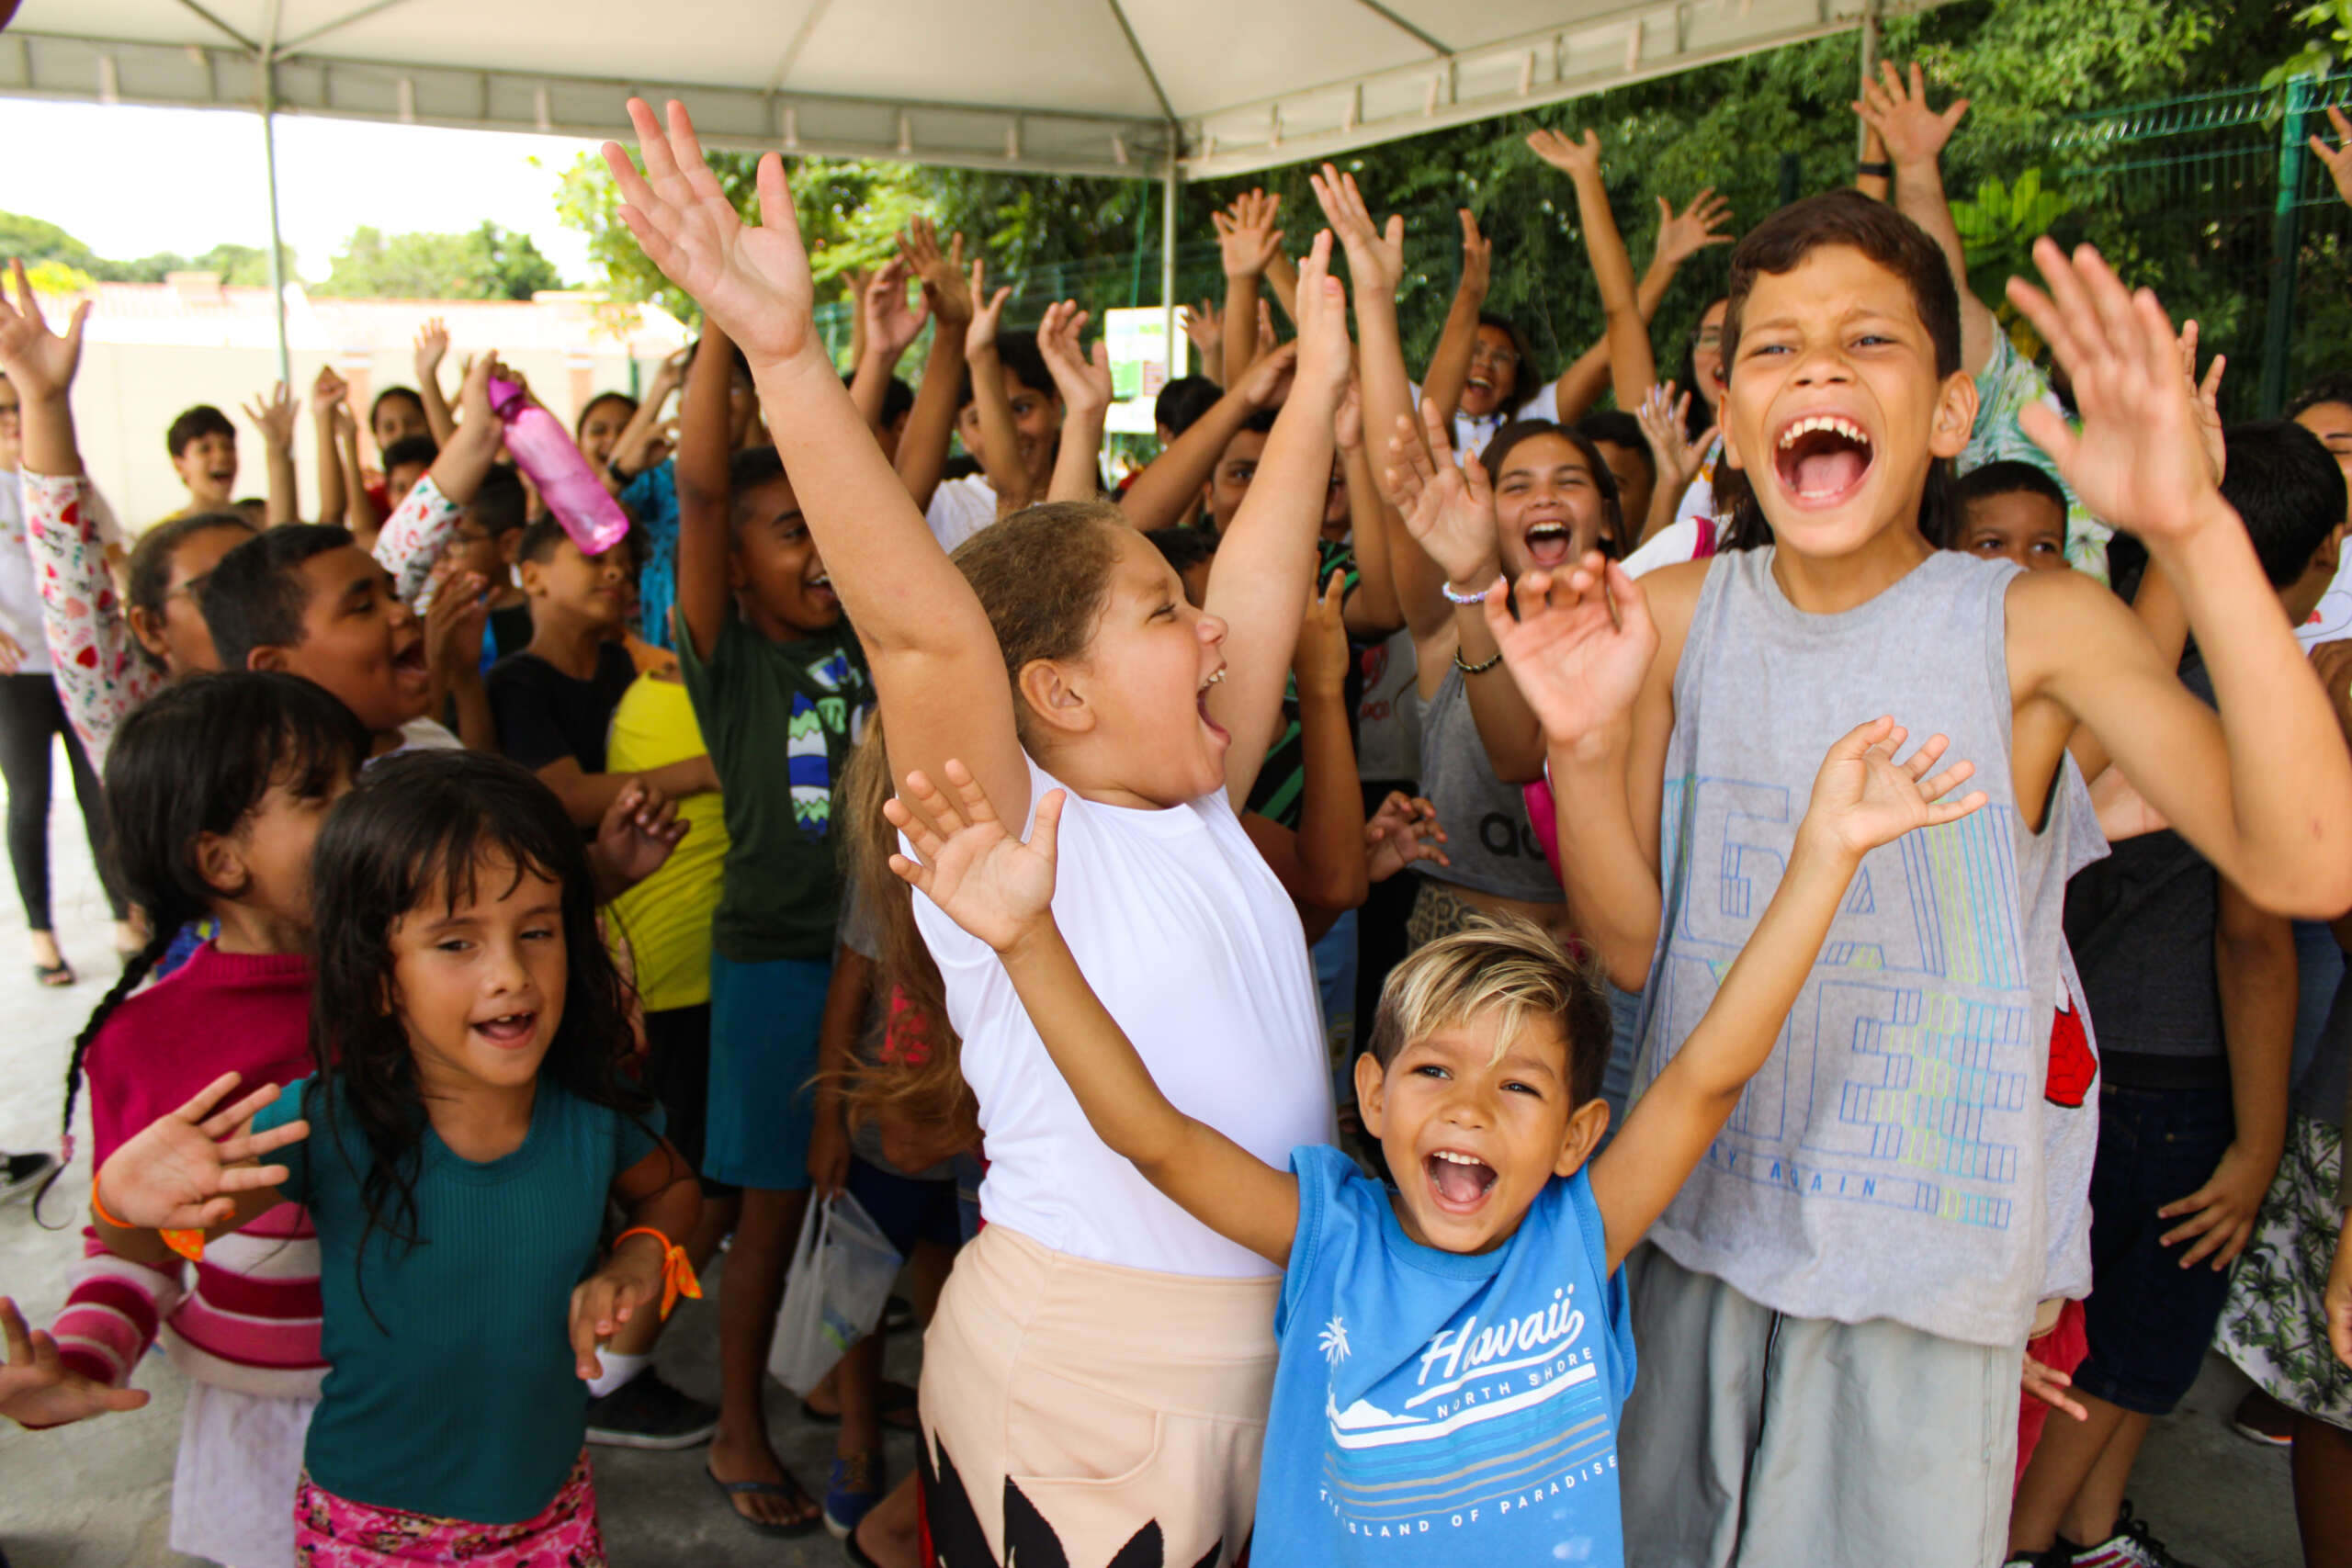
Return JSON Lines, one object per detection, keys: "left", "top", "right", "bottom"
{"left": 672, "top": 320, "right": 869, "bottom": 1535}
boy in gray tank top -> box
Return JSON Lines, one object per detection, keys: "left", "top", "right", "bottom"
{"left": 1484, "top": 191, "right": 2352, "bottom": 1568}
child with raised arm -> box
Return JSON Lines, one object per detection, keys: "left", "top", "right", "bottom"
{"left": 605, "top": 96, "right": 1348, "bottom": 1567}
{"left": 888, "top": 710, "right": 1982, "bottom": 1566}
{"left": 1512, "top": 192, "right": 2352, "bottom": 1566}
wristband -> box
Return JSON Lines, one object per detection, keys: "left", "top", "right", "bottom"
{"left": 1453, "top": 648, "right": 1504, "bottom": 675}
{"left": 613, "top": 1226, "right": 703, "bottom": 1320}
{"left": 1858, "top": 161, "right": 1894, "bottom": 179}
{"left": 1442, "top": 580, "right": 1492, "bottom": 606}
{"left": 91, "top": 1178, "right": 206, "bottom": 1263}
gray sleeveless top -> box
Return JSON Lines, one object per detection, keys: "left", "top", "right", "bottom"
{"left": 1634, "top": 547, "right": 2105, "bottom": 1347}
{"left": 1411, "top": 662, "right": 1562, "bottom": 903}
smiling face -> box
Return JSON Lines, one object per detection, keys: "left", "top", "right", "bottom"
{"left": 390, "top": 855, "right": 567, "bottom": 1099}
{"left": 253, "top": 546, "right": 432, "bottom": 736}
{"left": 371, "top": 391, "right": 430, "bottom": 457}
{"left": 173, "top": 430, "right": 239, "bottom": 507}
{"left": 1354, "top": 1006, "right": 1606, "bottom": 1255}
{"left": 730, "top": 472, "right": 839, "bottom": 638}
{"left": 1029, "top": 525, "right": 1231, "bottom": 808}
{"left": 1461, "top": 323, "right": 1524, "bottom": 421}
{"left": 1493, "top": 432, "right": 1611, "bottom": 575}
{"left": 956, "top": 366, "right": 1063, "bottom": 490}
{"left": 1722, "top": 245, "right": 1975, "bottom": 561}
{"left": 1956, "top": 490, "right": 2068, "bottom": 572}
{"left": 522, "top": 536, "right": 627, "bottom": 632}
{"left": 575, "top": 395, "right": 637, "bottom": 469}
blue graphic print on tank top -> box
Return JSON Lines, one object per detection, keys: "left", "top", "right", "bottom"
{"left": 1257, "top": 1145, "right": 1636, "bottom": 1565}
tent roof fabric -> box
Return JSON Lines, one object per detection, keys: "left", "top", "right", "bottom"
{"left": 5, "top": 0, "right": 1943, "bottom": 181}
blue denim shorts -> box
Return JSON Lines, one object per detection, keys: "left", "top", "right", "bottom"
{"left": 2073, "top": 1082, "right": 2238, "bottom": 1416}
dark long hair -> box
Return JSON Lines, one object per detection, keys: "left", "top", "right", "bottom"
{"left": 305, "top": 750, "right": 650, "bottom": 1275}
{"left": 1478, "top": 420, "right": 1625, "bottom": 561}
{"left": 41, "top": 673, "right": 366, "bottom": 1220}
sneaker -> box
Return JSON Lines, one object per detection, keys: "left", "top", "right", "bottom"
{"left": 0, "top": 1152, "right": 59, "bottom": 1207}
{"left": 583, "top": 1368, "right": 718, "bottom": 1450}
{"left": 2231, "top": 1388, "right": 2295, "bottom": 1448}
{"left": 2069, "top": 1506, "right": 2204, "bottom": 1568}
{"left": 823, "top": 1451, "right": 883, "bottom": 1540}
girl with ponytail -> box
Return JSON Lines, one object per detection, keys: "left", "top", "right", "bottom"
{"left": 7, "top": 671, "right": 366, "bottom": 1568}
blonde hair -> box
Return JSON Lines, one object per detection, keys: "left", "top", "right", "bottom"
{"left": 1365, "top": 916, "right": 1612, "bottom": 1104}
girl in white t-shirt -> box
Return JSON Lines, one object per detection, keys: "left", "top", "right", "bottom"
{"left": 604, "top": 98, "right": 1352, "bottom": 1568}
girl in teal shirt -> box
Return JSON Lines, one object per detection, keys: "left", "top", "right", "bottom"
{"left": 92, "top": 750, "right": 702, "bottom": 1564}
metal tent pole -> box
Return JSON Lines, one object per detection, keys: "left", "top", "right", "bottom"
{"left": 1161, "top": 139, "right": 1181, "bottom": 378}
{"left": 1856, "top": 0, "right": 1883, "bottom": 161}
{"left": 260, "top": 58, "right": 292, "bottom": 389}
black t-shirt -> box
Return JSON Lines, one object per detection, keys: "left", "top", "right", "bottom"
{"left": 485, "top": 642, "right": 638, "bottom": 774}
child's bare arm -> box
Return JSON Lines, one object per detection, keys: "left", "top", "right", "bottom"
{"left": 887, "top": 764, "right": 1300, "bottom": 1265}
{"left": 1216, "top": 190, "right": 1283, "bottom": 387}
{"left": 605, "top": 99, "right": 1026, "bottom": 822}
{"left": 1854, "top": 62, "right": 1994, "bottom": 378}
{"left": 963, "top": 265, "right": 1031, "bottom": 513}
{"left": 1119, "top": 345, "right": 1296, "bottom": 535}
{"left": 570, "top": 1139, "right": 702, "bottom": 1379}
{"left": 673, "top": 321, "right": 739, "bottom": 660}
{"left": 890, "top": 220, "right": 974, "bottom": 512}
{"left": 1337, "top": 385, "right": 1404, "bottom": 636}
{"left": 1528, "top": 131, "right": 1656, "bottom": 412}
{"left": 413, "top": 320, "right": 458, "bottom": 447}
{"left": 1592, "top": 719, "right": 1988, "bottom": 1269}
{"left": 1035, "top": 301, "right": 1111, "bottom": 503}
{"left": 2006, "top": 242, "right": 2352, "bottom": 918}
{"left": 1550, "top": 193, "right": 1736, "bottom": 423}
{"left": 242, "top": 383, "right": 300, "bottom": 526}
{"left": 1203, "top": 232, "right": 1351, "bottom": 807}
{"left": 1419, "top": 210, "right": 1491, "bottom": 426}
{"left": 1290, "top": 573, "right": 1373, "bottom": 913}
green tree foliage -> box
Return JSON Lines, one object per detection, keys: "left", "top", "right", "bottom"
{"left": 0, "top": 214, "right": 296, "bottom": 287}
{"left": 312, "top": 221, "right": 561, "bottom": 300}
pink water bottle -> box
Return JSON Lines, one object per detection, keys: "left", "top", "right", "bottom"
{"left": 490, "top": 376, "right": 631, "bottom": 557}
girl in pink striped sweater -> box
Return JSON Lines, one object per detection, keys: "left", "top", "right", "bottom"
{"left": 2, "top": 671, "right": 368, "bottom": 1568}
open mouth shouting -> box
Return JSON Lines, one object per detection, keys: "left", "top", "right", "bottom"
{"left": 1196, "top": 665, "right": 1228, "bottom": 743}
{"left": 390, "top": 627, "right": 432, "bottom": 692}
{"left": 1773, "top": 413, "right": 1876, "bottom": 509}
{"left": 1522, "top": 515, "right": 1576, "bottom": 568}
{"left": 1425, "top": 1147, "right": 1498, "bottom": 1215}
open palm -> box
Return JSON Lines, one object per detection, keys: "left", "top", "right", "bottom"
{"left": 1309, "top": 164, "right": 1405, "bottom": 295}
{"left": 1483, "top": 558, "right": 1658, "bottom": 748}
{"left": 602, "top": 98, "right": 817, "bottom": 369}
{"left": 1803, "top": 718, "right": 1986, "bottom": 859}
{"left": 93, "top": 1074, "right": 305, "bottom": 1233}
{"left": 0, "top": 259, "right": 86, "bottom": 400}
{"left": 885, "top": 763, "right": 1063, "bottom": 955}
{"left": 1386, "top": 400, "right": 1499, "bottom": 584}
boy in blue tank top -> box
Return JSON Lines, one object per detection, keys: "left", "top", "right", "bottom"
{"left": 1486, "top": 188, "right": 2352, "bottom": 1565}
{"left": 881, "top": 722, "right": 1986, "bottom": 1566}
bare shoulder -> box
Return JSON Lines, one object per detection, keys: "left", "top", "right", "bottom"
{"left": 1634, "top": 556, "right": 1713, "bottom": 688}
{"left": 2003, "top": 565, "right": 2152, "bottom": 699}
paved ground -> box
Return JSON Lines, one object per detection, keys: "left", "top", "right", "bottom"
{"left": 0, "top": 741, "right": 2314, "bottom": 1565}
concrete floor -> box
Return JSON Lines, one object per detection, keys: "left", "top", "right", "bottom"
{"left": 0, "top": 743, "right": 2315, "bottom": 1565}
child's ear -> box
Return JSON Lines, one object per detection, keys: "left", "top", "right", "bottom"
{"left": 516, "top": 558, "right": 545, "bottom": 598}
{"left": 498, "top": 532, "right": 523, "bottom": 570}
{"left": 246, "top": 644, "right": 290, "bottom": 674}
{"left": 1016, "top": 659, "right": 1094, "bottom": 738}
{"left": 1928, "top": 369, "right": 1980, "bottom": 461}
{"left": 1553, "top": 1097, "right": 1611, "bottom": 1179}
{"left": 192, "top": 831, "right": 247, "bottom": 903}
{"left": 125, "top": 606, "right": 169, "bottom": 660}
{"left": 1351, "top": 1052, "right": 1387, "bottom": 1138}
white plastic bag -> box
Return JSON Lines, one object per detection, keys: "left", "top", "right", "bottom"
{"left": 767, "top": 1190, "right": 902, "bottom": 1395}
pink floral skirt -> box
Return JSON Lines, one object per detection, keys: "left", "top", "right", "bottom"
{"left": 292, "top": 1451, "right": 604, "bottom": 1565}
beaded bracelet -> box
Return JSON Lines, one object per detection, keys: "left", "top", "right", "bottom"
{"left": 1442, "top": 581, "right": 1489, "bottom": 606}
{"left": 613, "top": 1225, "right": 704, "bottom": 1320}
{"left": 1453, "top": 648, "right": 1503, "bottom": 676}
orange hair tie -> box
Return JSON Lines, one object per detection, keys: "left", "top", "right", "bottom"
{"left": 90, "top": 1179, "right": 206, "bottom": 1263}
{"left": 612, "top": 1226, "right": 701, "bottom": 1320}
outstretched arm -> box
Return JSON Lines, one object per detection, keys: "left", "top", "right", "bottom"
{"left": 1550, "top": 190, "right": 1734, "bottom": 423}
{"left": 1118, "top": 343, "right": 1296, "bottom": 535}
{"left": 311, "top": 367, "right": 350, "bottom": 525}
{"left": 1217, "top": 190, "right": 1284, "bottom": 388}
{"left": 242, "top": 382, "right": 300, "bottom": 526}
{"left": 1592, "top": 718, "right": 1986, "bottom": 1268}
{"left": 888, "top": 765, "right": 1299, "bottom": 1265}
{"left": 847, "top": 259, "right": 927, "bottom": 432}
{"left": 1855, "top": 62, "right": 1994, "bottom": 378}
{"left": 962, "top": 263, "right": 1028, "bottom": 514}
{"left": 891, "top": 220, "right": 975, "bottom": 513}
{"left": 1419, "top": 209, "right": 1492, "bottom": 427}
{"left": 413, "top": 319, "right": 458, "bottom": 447}
{"left": 1035, "top": 300, "right": 1111, "bottom": 503}
{"left": 1529, "top": 130, "right": 1656, "bottom": 413}
{"left": 605, "top": 97, "right": 1026, "bottom": 822}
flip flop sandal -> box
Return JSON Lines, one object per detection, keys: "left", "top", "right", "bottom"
{"left": 704, "top": 1464, "right": 822, "bottom": 1538}
{"left": 32, "top": 962, "right": 74, "bottom": 988}
{"left": 799, "top": 1378, "right": 920, "bottom": 1432}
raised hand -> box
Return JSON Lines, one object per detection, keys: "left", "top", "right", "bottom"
{"left": 413, "top": 316, "right": 450, "bottom": 381}
{"left": 1385, "top": 400, "right": 1501, "bottom": 586}
{"left": 1638, "top": 382, "right": 1716, "bottom": 490}
{"left": 2007, "top": 241, "right": 2222, "bottom": 542}
{"left": 2177, "top": 318, "right": 2226, "bottom": 484}
{"left": 568, "top": 1240, "right": 662, "bottom": 1380}
{"left": 1237, "top": 340, "right": 1298, "bottom": 412}
{"left": 1289, "top": 230, "right": 1353, "bottom": 406}
{"left": 1457, "top": 209, "right": 1493, "bottom": 301}
{"left": 2312, "top": 104, "right": 2352, "bottom": 209}
{"left": 1853, "top": 61, "right": 1968, "bottom": 167}
{"left": 1334, "top": 378, "right": 1364, "bottom": 455}
{"left": 92, "top": 1073, "right": 304, "bottom": 1233}
{"left": 899, "top": 217, "right": 971, "bottom": 326}
{"left": 1654, "top": 189, "right": 1735, "bottom": 268}
{"left": 1481, "top": 553, "right": 1658, "bottom": 747}
{"left": 1181, "top": 298, "right": 1222, "bottom": 367}
{"left": 1215, "top": 188, "right": 1284, "bottom": 278}
{"left": 862, "top": 257, "right": 931, "bottom": 361}
{"left": 884, "top": 761, "right": 1064, "bottom": 955}
{"left": 1799, "top": 716, "right": 1987, "bottom": 861}
{"left": 1525, "top": 128, "right": 1603, "bottom": 182}
{"left": 1295, "top": 570, "right": 1351, "bottom": 695}
{"left": 1364, "top": 793, "right": 1449, "bottom": 882}
{"left": 421, "top": 558, "right": 488, "bottom": 674}
{"left": 1035, "top": 300, "right": 1112, "bottom": 420}
{"left": 243, "top": 381, "right": 299, "bottom": 453}
{"left": 311, "top": 364, "right": 352, "bottom": 426}
{"left": 601, "top": 97, "right": 819, "bottom": 370}
{"left": 458, "top": 350, "right": 503, "bottom": 429}
{"left": 964, "top": 259, "right": 1012, "bottom": 358}
{"left": 646, "top": 346, "right": 688, "bottom": 404}
{"left": 0, "top": 1296, "right": 151, "bottom": 1430}
{"left": 0, "top": 258, "right": 88, "bottom": 400}
{"left": 1308, "top": 165, "right": 1406, "bottom": 298}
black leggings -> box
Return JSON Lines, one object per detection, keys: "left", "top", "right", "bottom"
{"left": 0, "top": 672, "right": 123, "bottom": 931}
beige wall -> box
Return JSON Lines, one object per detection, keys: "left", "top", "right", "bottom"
{"left": 69, "top": 342, "right": 662, "bottom": 531}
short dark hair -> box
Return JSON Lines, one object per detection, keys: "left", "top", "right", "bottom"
{"left": 880, "top": 376, "right": 915, "bottom": 426}
{"left": 1143, "top": 525, "right": 1219, "bottom": 580}
{"left": 728, "top": 445, "right": 790, "bottom": 536}
{"left": 125, "top": 511, "right": 254, "bottom": 658}
{"left": 165, "top": 404, "right": 235, "bottom": 459}
{"left": 200, "top": 524, "right": 356, "bottom": 671}
{"left": 369, "top": 385, "right": 425, "bottom": 430}
{"left": 382, "top": 434, "right": 439, "bottom": 475}
{"left": 1724, "top": 189, "right": 1962, "bottom": 380}
{"left": 467, "top": 465, "right": 528, "bottom": 537}
{"left": 1156, "top": 376, "right": 1220, "bottom": 437}
{"left": 1577, "top": 411, "right": 1655, "bottom": 484}
{"left": 2219, "top": 420, "right": 2347, "bottom": 587}
{"left": 573, "top": 390, "right": 638, "bottom": 442}
{"left": 1951, "top": 459, "right": 2068, "bottom": 519}
{"left": 514, "top": 514, "right": 575, "bottom": 567}
{"left": 2286, "top": 374, "right": 2352, "bottom": 423}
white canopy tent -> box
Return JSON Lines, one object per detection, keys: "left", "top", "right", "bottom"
{"left": 3, "top": 0, "right": 1946, "bottom": 377}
